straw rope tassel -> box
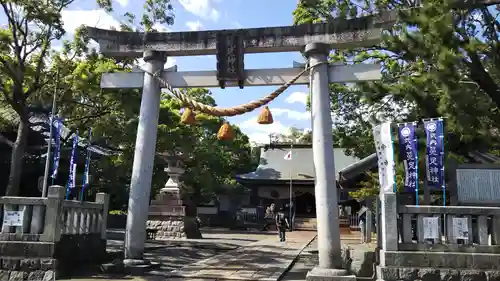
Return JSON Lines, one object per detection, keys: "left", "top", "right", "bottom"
{"left": 145, "top": 61, "right": 328, "bottom": 140}
{"left": 257, "top": 106, "right": 274, "bottom": 124}
{"left": 181, "top": 108, "right": 197, "bottom": 125}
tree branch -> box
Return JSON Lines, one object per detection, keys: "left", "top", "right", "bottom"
{"left": 0, "top": 133, "right": 14, "bottom": 147}
{"left": 24, "top": 26, "right": 53, "bottom": 99}
{"left": 65, "top": 111, "right": 112, "bottom": 123}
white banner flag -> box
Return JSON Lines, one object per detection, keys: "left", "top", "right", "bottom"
{"left": 373, "top": 122, "right": 396, "bottom": 194}
{"left": 284, "top": 150, "right": 292, "bottom": 160}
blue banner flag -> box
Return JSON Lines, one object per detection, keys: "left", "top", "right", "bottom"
{"left": 66, "top": 131, "right": 78, "bottom": 199}
{"left": 397, "top": 123, "right": 419, "bottom": 194}
{"left": 80, "top": 128, "right": 92, "bottom": 201}
{"left": 424, "top": 119, "right": 445, "bottom": 189}
{"left": 51, "top": 117, "right": 63, "bottom": 179}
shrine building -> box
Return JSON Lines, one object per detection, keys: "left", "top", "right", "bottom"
{"left": 235, "top": 143, "right": 375, "bottom": 219}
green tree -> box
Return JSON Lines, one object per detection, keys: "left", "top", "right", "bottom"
{"left": 293, "top": 0, "right": 500, "bottom": 200}
{"left": 294, "top": 0, "right": 500, "bottom": 158}
{"left": 41, "top": 49, "right": 254, "bottom": 208}
{"left": 0, "top": 0, "right": 174, "bottom": 195}
{"left": 272, "top": 127, "right": 312, "bottom": 144}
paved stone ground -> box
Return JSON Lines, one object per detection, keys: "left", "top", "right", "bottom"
{"left": 145, "top": 231, "right": 317, "bottom": 281}
{"left": 62, "top": 229, "right": 370, "bottom": 281}
{"left": 62, "top": 229, "right": 314, "bottom": 281}
{"left": 280, "top": 237, "right": 318, "bottom": 281}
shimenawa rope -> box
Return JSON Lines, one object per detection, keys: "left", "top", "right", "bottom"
{"left": 140, "top": 61, "right": 328, "bottom": 117}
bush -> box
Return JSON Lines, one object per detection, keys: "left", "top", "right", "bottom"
{"left": 109, "top": 210, "right": 127, "bottom": 215}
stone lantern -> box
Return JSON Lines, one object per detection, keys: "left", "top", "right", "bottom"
{"left": 160, "top": 151, "right": 185, "bottom": 194}
{"left": 146, "top": 151, "right": 202, "bottom": 239}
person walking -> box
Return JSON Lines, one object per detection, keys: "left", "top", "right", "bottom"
{"left": 358, "top": 205, "right": 368, "bottom": 243}
{"left": 275, "top": 206, "right": 289, "bottom": 242}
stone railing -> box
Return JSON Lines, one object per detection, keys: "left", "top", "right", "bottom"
{"left": 397, "top": 205, "right": 500, "bottom": 252}
{"left": 60, "top": 195, "right": 109, "bottom": 238}
{"left": 0, "top": 185, "right": 109, "bottom": 241}
{"left": 377, "top": 194, "right": 500, "bottom": 281}
{"left": 0, "top": 185, "right": 109, "bottom": 279}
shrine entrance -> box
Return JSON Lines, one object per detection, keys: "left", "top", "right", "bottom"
{"left": 87, "top": 11, "right": 394, "bottom": 278}
{"left": 295, "top": 192, "right": 316, "bottom": 217}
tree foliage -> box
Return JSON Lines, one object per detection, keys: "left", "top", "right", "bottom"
{"left": 0, "top": 0, "right": 174, "bottom": 195}
{"left": 271, "top": 127, "right": 312, "bottom": 144}
{"left": 0, "top": 0, "right": 254, "bottom": 206}
{"left": 293, "top": 0, "right": 500, "bottom": 200}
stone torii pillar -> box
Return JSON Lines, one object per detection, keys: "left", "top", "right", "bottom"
{"left": 124, "top": 50, "right": 166, "bottom": 265}
{"left": 305, "top": 43, "right": 355, "bottom": 280}
{"left": 87, "top": 13, "right": 395, "bottom": 274}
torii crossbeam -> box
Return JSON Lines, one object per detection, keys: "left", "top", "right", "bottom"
{"left": 88, "top": 12, "right": 392, "bottom": 280}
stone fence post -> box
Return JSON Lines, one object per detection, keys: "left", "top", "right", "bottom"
{"left": 96, "top": 192, "right": 110, "bottom": 240}
{"left": 40, "top": 185, "right": 65, "bottom": 242}
{"left": 379, "top": 193, "right": 398, "bottom": 266}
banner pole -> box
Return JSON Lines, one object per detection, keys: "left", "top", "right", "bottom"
{"left": 42, "top": 70, "right": 59, "bottom": 197}
{"left": 289, "top": 143, "right": 293, "bottom": 231}
{"left": 440, "top": 119, "right": 446, "bottom": 207}
{"left": 414, "top": 121, "right": 419, "bottom": 206}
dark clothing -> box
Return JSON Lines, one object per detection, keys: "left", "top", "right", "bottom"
{"left": 276, "top": 212, "right": 286, "bottom": 228}
{"left": 278, "top": 227, "right": 286, "bottom": 242}
{"left": 275, "top": 211, "right": 288, "bottom": 242}
{"left": 359, "top": 212, "right": 367, "bottom": 223}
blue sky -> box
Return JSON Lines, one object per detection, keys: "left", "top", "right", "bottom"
{"left": 59, "top": 0, "right": 311, "bottom": 144}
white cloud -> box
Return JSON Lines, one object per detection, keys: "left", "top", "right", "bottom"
{"left": 271, "top": 108, "right": 310, "bottom": 121}
{"left": 285, "top": 91, "right": 308, "bottom": 105}
{"left": 114, "top": 0, "right": 129, "bottom": 8}
{"left": 152, "top": 23, "right": 172, "bottom": 32}
{"left": 164, "top": 57, "right": 177, "bottom": 69}
{"left": 135, "top": 57, "right": 177, "bottom": 70}
{"left": 178, "top": 0, "right": 220, "bottom": 21}
{"left": 186, "top": 20, "right": 203, "bottom": 31}
{"left": 61, "top": 9, "right": 121, "bottom": 33}
{"left": 232, "top": 21, "right": 242, "bottom": 29}
{"left": 238, "top": 117, "right": 290, "bottom": 144}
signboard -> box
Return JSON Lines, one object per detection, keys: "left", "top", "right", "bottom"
{"left": 456, "top": 168, "right": 500, "bottom": 204}
{"left": 373, "top": 122, "right": 396, "bottom": 194}
{"left": 452, "top": 217, "right": 469, "bottom": 240}
{"left": 422, "top": 217, "right": 440, "bottom": 239}
{"left": 3, "top": 210, "right": 24, "bottom": 227}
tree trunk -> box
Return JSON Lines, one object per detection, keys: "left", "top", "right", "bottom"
{"left": 6, "top": 119, "right": 29, "bottom": 196}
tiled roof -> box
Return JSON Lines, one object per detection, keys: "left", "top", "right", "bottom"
{"left": 0, "top": 108, "right": 118, "bottom": 156}
{"left": 236, "top": 143, "right": 360, "bottom": 181}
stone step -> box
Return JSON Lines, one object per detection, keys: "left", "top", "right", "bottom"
{"left": 381, "top": 250, "right": 500, "bottom": 270}
{"left": 0, "top": 257, "right": 57, "bottom": 281}
{"left": 377, "top": 265, "right": 500, "bottom": 281}
{"left": 0, "top": 241, "right": 55, "bottom": 258}
{"left": 0, "top": 257, "right": 57, "bottom": 271}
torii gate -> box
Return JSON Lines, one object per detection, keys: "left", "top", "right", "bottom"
{"left": 88, "top": 12, "right": 395, "bottom": 279}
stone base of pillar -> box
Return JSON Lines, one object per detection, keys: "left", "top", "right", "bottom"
{"left": 306, "top": 267, "right": 356, "bottom": 281}
{"left": 146, "top": 216, "right": 202, "bottom": 239}
{"left": 122, "top": 259, "right": 159, "bottom": 275}
{"left": 147, "top": 189, "right": 202, "bottom": 239}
